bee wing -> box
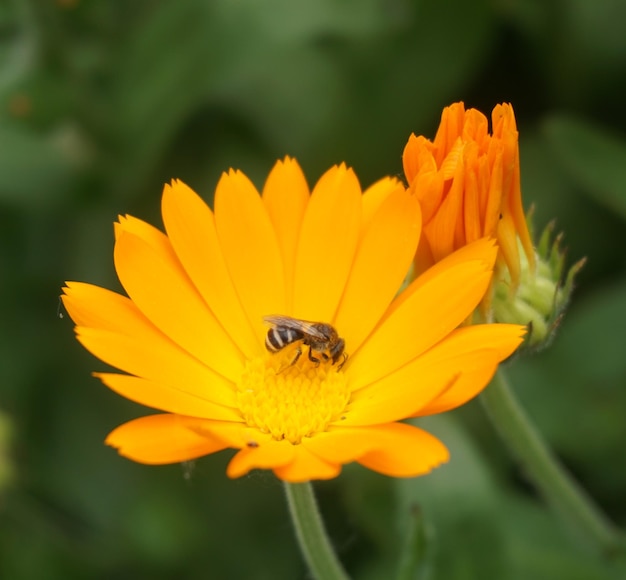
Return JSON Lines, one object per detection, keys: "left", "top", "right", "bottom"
{"left": 263, "top": 315, "right": 327, "bottom": 339}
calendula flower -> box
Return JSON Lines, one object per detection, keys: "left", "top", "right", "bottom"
{"left": 62, "top": 157, "right": 524, "bottom": 482}
{"left": 403, "top": 102, "right": 535, "bottom": 291}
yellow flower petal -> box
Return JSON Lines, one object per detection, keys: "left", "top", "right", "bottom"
{"left": 361, "top": 176, "right": 404, "bottom": 232}
{"left": 64, "top": 283, "right": 236, "bottom": 406}
{"left": 105, "top": 414, "right": 228, "bottom": 464}
{"left": 114, "top": 214, "right": 172, "bottom": 258}
{"left": 463, "top": 146, "right": 483, "bottom": 243}
{"left": 433, "top": 102, "right": 465, "bottom": 164}
{"left": 355, "top": 423, "right": 449, "bottom": 477}
{"left": 114, "top": 229, "right": 243, "bottom": 381}
{"left": 273, "top": 445, "right": 341, "bottom": 483}
{"left": 181, "top": 416, "right": 268, "bottom": 450}
{"left": 95, "top": 373, "right": 242, "bottom": 421}
{"left": 482, "top": 147, "right": 504, "bottom": 236}
{"left": 262, "top": 157, "right": 310, "bottom": 312}
{"left": 443, "top": 322, "right": 526, "bottom": 359}
{"left": 302, "top": 427, "right": 380, "bottom": 462}
{"left": 491, "top": 103, "right": 535, "bottom": 272}
{"left": 227, "top": 438, "right": 295, "bottom": 478}
{"left": 422, "top": 150, "right": 466, "bottom": 261}
{"left": 214, "top": 170, "right": 286, "bottom": 344}
{"left": 76, "top": 327, "right": 237, "bottom": 407}
{"left": 342, "top": 361, "right": 456, "bottom": 427}
{"left": 335, "top": 186, "right": 421, "bottom": 353}
{"left": 303, "top": 423, "right": 448, "bottom": 478}
{"left": 414, "top": 358, "right": 497, "bottom": 417}
{"left": 345, "top": 324, "right": 524, "bottom": 425}
{"left": 161, "top": 179, "right": 260, "bottom": 359}
{"left": 497, "top": 210, "right": 522, "bottom": 284}
{"left": 390, "top": 237, "right": 497, "bottom": 314}
{"left": 348, "top": 250, "right": 495, "bottom": 391}
{"left": 62, "top": 281, "right": 140, "bottom": 331}
{"left": 402, "top": 133, "right": 422, "bottom": 183}
{"left": 415, "top": 324, "right": 524, "bottom": 415}
{"left": 292, "top": 164, "right": 361, "bottom": 322}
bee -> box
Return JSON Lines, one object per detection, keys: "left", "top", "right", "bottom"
{"left": 263, "top": 314, "right": 348, "bottom": 370}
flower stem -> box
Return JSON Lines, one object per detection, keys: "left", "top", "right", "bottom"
{"left": 481, "top": 369, "right": 626, "bottom": 560}
{"left": 284, "top": 482, "right": 350, "bottom": 580}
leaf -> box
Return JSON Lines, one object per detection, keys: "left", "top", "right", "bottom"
{"left": 543, "top": 115, "right": 626, "bottom": 221}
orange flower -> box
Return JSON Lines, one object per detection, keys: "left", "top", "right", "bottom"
{"left": 403, "top": 102, "right": 535, "bottom": 290}
{"left": 62, "top": 158, "right": 525, "bottom": 482}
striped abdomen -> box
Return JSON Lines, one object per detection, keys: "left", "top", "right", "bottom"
{"left": 265, "top": 325, "right": 304, "bottom": 353}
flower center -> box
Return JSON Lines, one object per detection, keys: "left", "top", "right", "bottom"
{"left": 236, "top": 346, "right": 350, "bottom": 444}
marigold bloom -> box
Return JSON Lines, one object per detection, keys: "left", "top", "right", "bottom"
{"left": 403, "top": 102, "right": 535, "bottom": 289}
{"left": 62, "top": 158, "right": 525, "bottom": 482}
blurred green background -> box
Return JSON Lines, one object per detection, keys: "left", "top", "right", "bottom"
{"left": 2, "top": 0, "right": 626, "bottom": 578}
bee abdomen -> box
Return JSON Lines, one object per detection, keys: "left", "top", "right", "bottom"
{"left": 265, "top": 326, "right": 303, "bottom": 353}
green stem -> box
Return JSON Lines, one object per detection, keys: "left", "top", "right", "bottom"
{"left": 284, "top": 482, "right": 350, "bottom": 580}
{"left": 481, "top": 369, "right": 626, "bottom": 560}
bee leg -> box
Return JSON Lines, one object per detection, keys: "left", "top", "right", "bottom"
{"left": 276, "top": 346, "right": 302, "bottom": 374}
{"left": 290, "top": 346, "right": 303, "bottom": 367}
{"left": 336, "top": 352, "right": 348, "bottom": 370}
{"left": 307, "top": 349, "right": 321, "bottom": 367}
{"left": 330, "top": 339, "right": 347, "bottom": 369}
{"left": 285, "top": 347, "right": 302, "bottom": 368}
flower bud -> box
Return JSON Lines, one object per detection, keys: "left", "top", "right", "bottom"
{"left": 491, "top": 216, "right": 585, "bottom": 349}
